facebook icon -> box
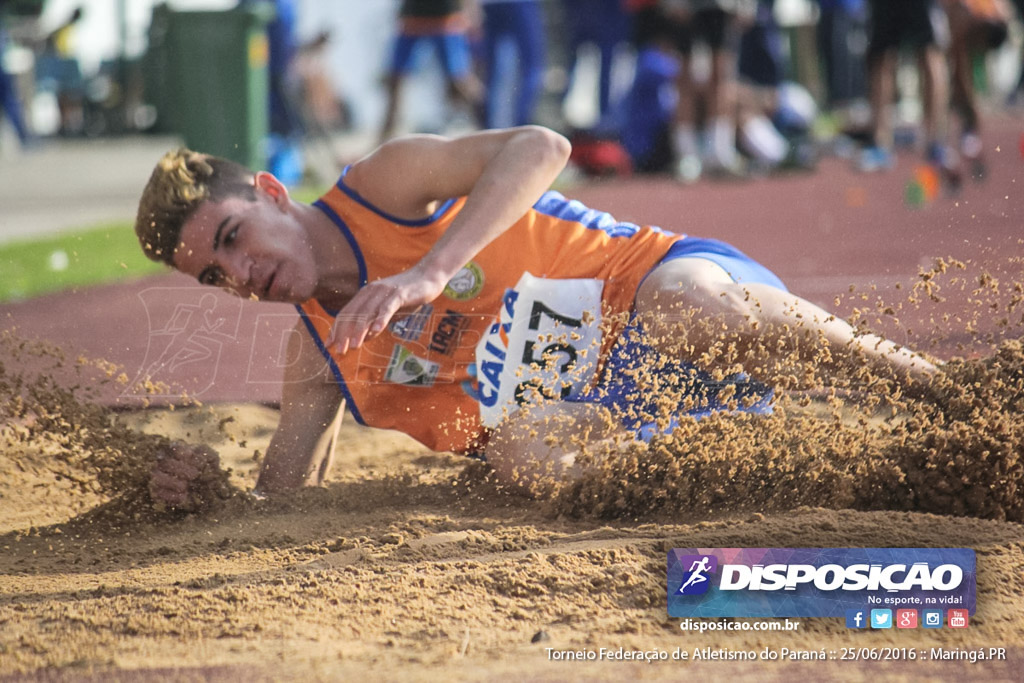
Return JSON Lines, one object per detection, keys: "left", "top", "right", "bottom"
{"left": 846, "top": 609, "right": 867, "bottom": 629}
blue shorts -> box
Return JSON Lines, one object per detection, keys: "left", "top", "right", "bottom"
{"left": 390, "top": 32, "right": 472, "bottom": 79}
{"left": 571, "top": 237, "right": 785, "bottom": 441}
{"left": 651, "top": 236, "right": 788, "bottom": 292}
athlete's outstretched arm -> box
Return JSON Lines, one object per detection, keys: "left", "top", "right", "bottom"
{"left": 326, "top": 126, "right": 572, "bottom": 354}
{"left": 256, "top": 320, "right": 347, "bottom": 494}
{"left": 145, "top": 323, "right": 343, "bottom": 506}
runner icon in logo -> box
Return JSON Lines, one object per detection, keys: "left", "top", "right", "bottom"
{"left": 678, "top": 556, "right": 713, "bottom": 594}
{"left": 133, "top": 291, "right": 241, "bottom": 397}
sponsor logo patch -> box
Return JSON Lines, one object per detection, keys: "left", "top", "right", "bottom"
{"left": 443, "top": 262, "right": 485, "bottom": 301}
{"left": 428, "top": 310, "right": 471, "bottom": 356}
{"left": 385, "top": 344, "right": 440, "bottom": 386}
{"left": 390, "top": 304, "right": 433, "bottom": 342}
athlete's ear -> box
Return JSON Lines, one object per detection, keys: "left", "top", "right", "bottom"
{"left": 254, "top": 171, "right": 290, "bottom": 207}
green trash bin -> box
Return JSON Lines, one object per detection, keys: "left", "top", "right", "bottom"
{"left": 151, "top": 3, "right": 273, "bottom": 170}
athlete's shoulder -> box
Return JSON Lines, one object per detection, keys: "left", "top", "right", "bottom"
{"left": 343, "top": 135, "right": 451, "bottom": 213}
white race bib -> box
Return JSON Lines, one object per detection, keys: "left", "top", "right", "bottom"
{"left": 473, "top": 273, "right": 603, "bottom": 427}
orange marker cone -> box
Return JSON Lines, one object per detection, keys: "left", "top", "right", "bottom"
{"left": 914, "top": 165, "right": 940, "bottom": 201}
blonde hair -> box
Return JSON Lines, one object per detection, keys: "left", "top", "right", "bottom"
{"left": 134, "top": 148, "right": 256, "bottom": 265}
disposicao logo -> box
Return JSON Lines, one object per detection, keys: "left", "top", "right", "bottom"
{"left": 667, "top": 548, "right": 976, "bottom": 619}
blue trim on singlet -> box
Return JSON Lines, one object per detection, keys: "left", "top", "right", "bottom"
{"left": 312, "top": 198, "right": 367, "bottom": 317}
{"left": 532, "top": 190, "right": 674, "bottom": 238}
{"left": 295, "top": 306, "right": 367, "bottom": 427}
{"left": 313, "top": 198, "right": 367, "bottom": 287}
{"left": 301, "top": 197, "right": 369, "bottom": 423}
{"left": 335, "top": 166, "right": 457, "bottom": 226}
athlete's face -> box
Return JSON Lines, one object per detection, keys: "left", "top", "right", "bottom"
{"left": 173, "top": 173, "right": 318, "bottom": 304}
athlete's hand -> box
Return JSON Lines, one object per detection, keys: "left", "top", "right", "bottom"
{"left": 148, "top": 440, "right": 222, "bottom": 511}
{"left": 327, "top": 265, "right": 448, "bottom": 355}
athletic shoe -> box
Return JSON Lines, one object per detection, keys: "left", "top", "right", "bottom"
{"left": 857, "top": 146, "right": 893, "bottom": 173}
{"left": 702, "top": 148, "right": 747, "bottom": 180}
{"left": 675, "top": 154, "right": 703, "bottom": 184}
{"left": 960, "top": 133, "right": 986, "bottom": 182}
{"left": 927, "top": 142, "right": 963, "bottom": 194}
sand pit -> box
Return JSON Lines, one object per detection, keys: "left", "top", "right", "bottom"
{"left": 2, "top": 325, "right": 1023, "bottom": 681}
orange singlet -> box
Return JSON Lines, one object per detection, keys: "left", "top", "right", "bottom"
{"left": 297, "top": 168, "right": 682, "bottom": 453}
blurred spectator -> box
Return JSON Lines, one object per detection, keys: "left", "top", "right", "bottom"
{"left": 814, "top": 0, "right": 869, "bottom": 112}
{"left": 618, "top": 0, "right": 679, "bottom": 173}
{"left": 614, "top": 0, "right": 815, "bottom": 178}
{"left": 735, "top": 80, "right": 818, "bottom": 171}
{"left": 860, "top": 0, "right": 958, "bottom": 189}
{"left": 380, "top": 0, "right": 481, "bottom": 142}
{"left": 35, "top": 5, "right": 84, "bottom": 136}
{"left": 0, "top": 10, "right": 31, "bottom": 147}
{"left": 732, "top": 2, "right": 817, "bottom": 174}
{"left": 259, "top": 0, "right": 302, "bottom": 139}
{"left": 738, "top": 0, "right": 785, "bottom": 88}
{"left": 478, "top": 0, "right": 545, "bottom": 128}
{"left": 1010, "top": 0, "right": 1024, "bottom": 103}
{"left": 560, "top": 0, "right": 631, "bottom": 122}
{"left": 944, "top": 0, "right": 1014, "bottom": 180}
{"left": 295, "top": 31, "right": 350, "bottom": 133}
{"left": 242, "top": 0, "right": 304, "bottom": 184}
{"left": 662, "top": 0, "right": 757, "bottom": 181}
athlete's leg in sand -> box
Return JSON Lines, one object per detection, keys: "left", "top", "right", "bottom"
{"left": 486, "top": 401, "right": 626, "bottom": 494}
{"left": 634, "top": 258, "right": 937, "bottom": 389}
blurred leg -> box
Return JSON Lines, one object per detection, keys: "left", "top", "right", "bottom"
{"left": 919, "top": 45, "right": 950, "bottom": 147}
{"left": 379, "top": 34, "right": 417, "bottom": 142}
{"left": 510, "top": 2, "right": 546, "bottom": 126}
{"left": 868, "top": 50, "right": 896, "bottom": 149}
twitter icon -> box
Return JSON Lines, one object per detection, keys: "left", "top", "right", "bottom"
{"left": 871, "top": 609, "right": 893, "bottom": 629}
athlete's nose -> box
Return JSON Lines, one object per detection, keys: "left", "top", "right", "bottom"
{"left": 219, "top": 252, "right": 252, "bottom": 293}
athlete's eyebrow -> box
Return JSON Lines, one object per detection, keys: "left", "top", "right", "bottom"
{"left": 212, "top": 215, "right": 233, "bottom": 251}
{"left": 197, "top": 215, "right": 234, "bottom": 284}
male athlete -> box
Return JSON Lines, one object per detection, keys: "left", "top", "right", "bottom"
{"left": 136, "top": 126, "right": 935, "bottom": 506}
